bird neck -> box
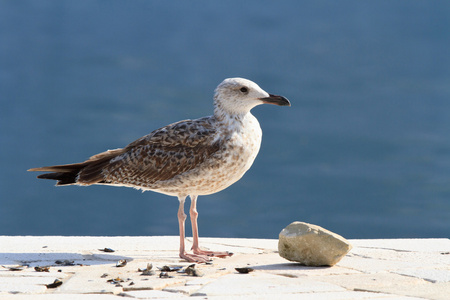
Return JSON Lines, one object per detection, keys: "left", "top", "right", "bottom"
{"left": 213, "top": 101, "right": 250, "bottom": 122}
{"left": 213, "top": 107, "right": 259, "bottom": 136}
{"left": 214, "top": 107, "right": 248, "bottom": 125}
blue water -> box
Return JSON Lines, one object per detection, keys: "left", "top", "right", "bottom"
{"left": 1, "top": 1, "right": 449, "bottom": 239}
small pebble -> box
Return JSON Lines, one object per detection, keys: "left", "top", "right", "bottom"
{"left": 107, "top": 277, "right": 124, "bottom": 284}
{"left": 138, "top": 263, "right": 153, "bottom": 272}
{"left": 235, "top": 267, "right": 254, "bottom": 274}
{"left": 99, "top": 247, "right": 115, "bottom": 253}
{"left": 35, "top": 266, "right": 50, "bottom": 272}
{"left": 159, "top": 271, "right": 173, "bottom": 278}
{"left": 139, "top": 263, "right": 155, "bottom": 275}
{"left": 158, "top": 265, "right": 183, "bottom": 272}
{"left": 46, "top": 279, "right": 63, "bottom": 289}
{"left": 185, "top": 265, "right": 204, "bottom": 277}
{"left": 116, "top": 260, "right": 127, "bottom": 267}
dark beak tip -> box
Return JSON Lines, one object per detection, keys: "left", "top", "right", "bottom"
{"left": 260, "top": 94, "right": 291, "bottom": 107}
{"left": 282, "top": 97, "right": 291, "bottom": 107}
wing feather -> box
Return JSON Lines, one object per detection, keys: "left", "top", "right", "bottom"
{"left": 78, "top": 117, "right": 222, "bottom": 186}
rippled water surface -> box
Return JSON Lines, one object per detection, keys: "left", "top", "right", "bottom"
{"left": 1, "top": 1, "right": 449, "bottom": 239}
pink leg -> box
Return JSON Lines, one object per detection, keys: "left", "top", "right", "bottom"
{"left": 189, "top": 195, "right": 233, "bottom": 258}
{"left": 177, "top": 196, "right": 210, "bottom": 263}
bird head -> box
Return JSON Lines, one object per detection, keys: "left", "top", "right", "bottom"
{"left": 214, "top": 78, "right": 290, "bottom": 116}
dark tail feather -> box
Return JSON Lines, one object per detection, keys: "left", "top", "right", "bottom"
{"left": 28, "top": 148, "right": 125, "bottom": 186}
{"left": 37, "top": 171, "right": 79, "bottom": 186}
{"left": 29, "top": 163, "right": 87, "bottom": 186}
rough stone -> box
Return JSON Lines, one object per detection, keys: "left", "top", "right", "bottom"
{"left": 278, "top": 222, "right": 352, "bottom": 266}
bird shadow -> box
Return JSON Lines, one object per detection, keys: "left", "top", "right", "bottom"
{"left": 252, "top": 262, "right": 332, "bottom": 271}
{"left": 0, "top": 252, "right": 132, "bottom": 268}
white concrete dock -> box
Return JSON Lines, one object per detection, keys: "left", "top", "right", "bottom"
{"left": 0, "top": 236, "right": 448, "bottom": 299}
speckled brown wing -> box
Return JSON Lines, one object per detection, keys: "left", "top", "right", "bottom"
{"left": 77, "top": 117, "right": 223, "bottom": 187}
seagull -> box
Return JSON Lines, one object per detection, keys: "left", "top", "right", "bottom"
{"left": 29, "top": 78, "right": 290, "bottom": 263}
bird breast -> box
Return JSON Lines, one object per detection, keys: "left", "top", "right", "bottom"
{"left": 151, "top": 113, "right": 262, "bottom": 197}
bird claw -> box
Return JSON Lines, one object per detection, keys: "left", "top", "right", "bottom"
{"left": 180, "top": 249, "right": 233, "bottom": 263}
{"left": 179, "top": 252, "right": 212, "bottom": 263}
{"left": 192, "top": 248, "right": 233, "bottom": 258}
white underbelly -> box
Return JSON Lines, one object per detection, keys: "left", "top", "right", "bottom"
{"left": 150, "top": 140, "right": 260, "bottom": 196}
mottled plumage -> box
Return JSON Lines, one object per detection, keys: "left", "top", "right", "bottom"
{"left": 29, "top": 78, "right": 290, "bottom": 262}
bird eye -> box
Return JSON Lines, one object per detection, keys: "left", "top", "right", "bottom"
{"left": 240, "top": 87, "right": 248, "bottom": 93}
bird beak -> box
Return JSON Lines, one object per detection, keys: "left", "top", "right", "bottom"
{"left": 259, "top": 94, "right": 291, "bottom": 106}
